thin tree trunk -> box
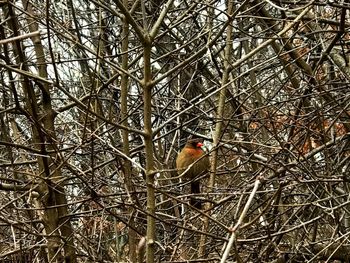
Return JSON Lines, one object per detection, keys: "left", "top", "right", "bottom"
{"left": 143, "top": 36, "right": 156, "bottom": 263}
{"left": 120, "top": 1, "right": 137, "bottom": 261}
{"left": 198, "top": 0, "right": 234, "bottom": 257}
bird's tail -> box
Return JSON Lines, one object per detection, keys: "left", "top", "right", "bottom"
{"left": 190, "top": 181, "right": 201, "bottom": 209}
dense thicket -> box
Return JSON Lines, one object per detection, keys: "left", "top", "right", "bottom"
{"left": 0, "top": 1, "right": 349, "bottom": 262}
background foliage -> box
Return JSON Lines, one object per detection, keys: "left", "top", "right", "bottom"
{"left": 0, "top": 0, "right": 349, "bottom": 262}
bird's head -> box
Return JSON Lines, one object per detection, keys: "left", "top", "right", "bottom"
{"left": 186, "top": 138, "right": 205, "bottom": 150}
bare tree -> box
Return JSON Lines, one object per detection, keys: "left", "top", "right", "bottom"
{"left": 0, "top": 1, "right": 350, "bottom": 262}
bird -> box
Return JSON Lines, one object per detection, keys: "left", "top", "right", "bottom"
{"left": 176, "top": 138, "right": 209, "bottom": 208}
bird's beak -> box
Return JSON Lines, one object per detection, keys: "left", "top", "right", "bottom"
{"left": 197, "top": 142, "right": 207, "bottom": 151}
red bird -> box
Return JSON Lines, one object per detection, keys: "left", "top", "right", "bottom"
{"left": 176, "top": 138, "right": 209, "bottom": 208}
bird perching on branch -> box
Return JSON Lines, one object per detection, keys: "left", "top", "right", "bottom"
{"left": 176, "top": 138, "right": 209, "bottom": 209}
